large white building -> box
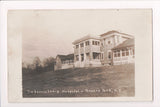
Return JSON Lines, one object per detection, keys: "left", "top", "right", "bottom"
{"left": 72, "top": 30, "right": 134, "bottom": 68}
{"left": 54, "top": 30, "right": 135, "bottom": 70}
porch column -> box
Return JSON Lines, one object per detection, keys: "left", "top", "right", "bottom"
{"left": 129, "top": 48, "right": 131, "bottom": 56}
{"left": 74, "top": 46, "right": 76, "bottom": 62}
{"left": 84, "top": 41, "right": 86, "bottom": 61}
{"left": 120, "top": 50, "right": 122, "bottom": 59}
{"left": 89, "top": 39, "right": 92, "bottom": 61}
{"left": 128, "top": 48, "right": 131, "bottom": 63}
{"left": 114, "top": 35, "right": 117, "bottom": 46}
{"left": 111, "top": 51, "right": 114, "bottom": 65}
{"left": 90, "top": 52, "right": 93, "bottom": 61}
{"left": 78, "top": 43, "right": 81, "bottom": 62}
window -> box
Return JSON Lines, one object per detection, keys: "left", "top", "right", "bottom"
{"left": 93, "top": 52, "right": 100, "bottom": 59}
{"left": 114, "top": 50, "right": 120, "bottom": 57}
{"left": 108, "top": 52, "right": 112, "bottom": 59}
{"left": 114, "top": 53, "right": 117, "bottom": 57}
{"left": 92, "top": 41, "right": 94, "bottom": 45}
{"left": 126, "top": 49, "right": 129, "bottom": 56}
{"left": 86, "top": 53, "right": 90, "bottom": 60}
{"left": 132, "top": 48, "right": 135, "bottom": 58}
{"left": 133, "top": 49, "right": 135, "bottom": 55}
{"left": 69, "top": 60, "right": 73, "bottom": 64}
{"left": 76, "top": 55, "right": 79, "bottom": 61}
{"left": 101, "top": 53, "right": 104, "bottom": 59}
{"left": 81, "top": 54, "right": 84, "bottom": 61}
{"left": 118, "top": 52, "right": 120, "bottom": 57}
{"left": 122, "top": 49, "right": 126, "bottom": 56}
{"left": 62, "top": 61, "right": 65, "bottom": 64}
{"left": 92, "top": 41, "right": 100, "bottom": 46}
{"left": 95, "top": 41, "right": 97, "bottom": 45}
{"left": 101, "top": 43, "right": 103, "bottom": 46}
{"left": 85, "top": 41, "right": 90, "bottom": 46}
{"left": 117, "top": 50, "right": 120, "bottom": 57}
{"left": 114, "top": 51, "right": 117, "bottom": 57}
{"left": 76, "top": 45, "right": 79, "bottom": 49}
{"left": 80, "top": 43, "right": 84, "bottom": 47}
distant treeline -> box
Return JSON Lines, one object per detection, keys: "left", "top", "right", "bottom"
{"left": 22, "top": 57, "right": 55, "bottom": 72}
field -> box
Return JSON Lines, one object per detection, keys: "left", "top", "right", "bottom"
{"left": 23, "top": 64, "right": 135, "bottom": 97}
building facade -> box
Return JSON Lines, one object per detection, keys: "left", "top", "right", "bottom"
{"left": 72, "top": 35, "right": 102, "bottom": 67}
{"left": 73, "top": 30, "right": 135, "bottom": 68}
{"left": 54, "top": 30, "right": 135, "bottom": 70}
{"left": 99, "top": 30, "right": 134, "bottom": 65}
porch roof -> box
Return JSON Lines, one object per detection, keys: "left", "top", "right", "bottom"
{"left": 57, "top": 54, "right": 74, "bottom": 61}
{"left": 100, "top": 30, "right": 134, "bottom": 39}
{"left": 112, "top": 39, "right": 134, "bottom": 50}
{"left": 72, "top": 35, "right": 100, "bottom": 45}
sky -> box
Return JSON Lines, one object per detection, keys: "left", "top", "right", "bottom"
{"left": 7, "top": 9, "right": 151, "bottom": 63}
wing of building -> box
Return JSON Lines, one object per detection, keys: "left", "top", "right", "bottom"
{"left": 112, "top": 38, "right": 135, "bottom": 65}
{"left": 72, "top": 35, "right": 102, "bottom": 67}
{"left": 54, "top": 54, "right": 74, "bottom": 70}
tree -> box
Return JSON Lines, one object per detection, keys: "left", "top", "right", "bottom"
{"left": 33, "top": 57, "right": 41, "bottom": 72}
{"left": 43, "top": 57, "right": 55, "bottom": 71}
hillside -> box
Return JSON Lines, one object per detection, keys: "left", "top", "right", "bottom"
{"left": 23, "top": 63, "right": 135, "bottom": 97}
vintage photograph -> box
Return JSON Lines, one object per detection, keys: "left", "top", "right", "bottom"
{"left": 8, "top": 9, "right": 152, "bottom": 99}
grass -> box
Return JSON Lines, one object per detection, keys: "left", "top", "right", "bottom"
{"left": 23, "top": 63, "right": 135, "bottom": 97}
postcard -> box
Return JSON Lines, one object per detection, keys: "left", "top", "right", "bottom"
{"left": 8, "top": 9, "right": 152, "bottom": 102}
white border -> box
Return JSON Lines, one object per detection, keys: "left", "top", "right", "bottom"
{"left": 1, "top": 1, "right": 160, "bottom": 107}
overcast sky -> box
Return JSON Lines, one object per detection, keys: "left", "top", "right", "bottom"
{"left": 8, "top": 9, "right": 151, "bottom": 63}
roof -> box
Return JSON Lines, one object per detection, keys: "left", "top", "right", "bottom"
{"left": 72, "top": 35, "right": 100, "bottom": 45}
{"left": 112, "top": 39, "right": 135, "bottom": 50}
{"left": 100, "top": 30, "right": 133, "bottom": 38}
{"left": 57, "top": 54, "right": 74, "bottom": 61}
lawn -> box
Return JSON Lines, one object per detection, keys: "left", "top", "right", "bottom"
{"left": 23, "top": 63, "right": 135, "bottom": 97}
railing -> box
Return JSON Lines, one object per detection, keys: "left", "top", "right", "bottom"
{"left": 85, "top": 46, "right": 91, "bottom": 53}
{"left": 113, "top": 56, "right": 135, "bottom": 61}
{"left": 74, "top": 45, "right": 101, "bottom": 55}
{"left": 80, "top": 47, "right": 84, "bottom": 53}
{"left": 74, "top": 49, "right": 79, "bottom": 55}
{"left": 91, "top": 46, "right": 100, "bottom": 52}
{"left": 92, "top": 59, "right": 101, "bottom": 62}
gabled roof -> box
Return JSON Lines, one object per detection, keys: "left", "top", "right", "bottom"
{"left": 112, "top": 39, "right": 135, "bottom": 50}
{"left": 100, "top": 30, "right": 119, "bottom": 36}
{"left": 100, "top": 30, "right": 134, "bottom": 38}
{"left": 72, "top": 35, "right": 100, "bottom": 45}
{"left": 57, "top": 54, "right": 74, "bottom": 61}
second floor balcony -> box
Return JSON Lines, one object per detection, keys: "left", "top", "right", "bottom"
{"left": 74, "top": 45, "right": 101, "bottom": 55}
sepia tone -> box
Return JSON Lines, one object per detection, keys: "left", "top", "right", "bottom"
{"left": 23, "top": 30, "right": 135, "bottom": 97}
{"left": 8, "top": 9, "right": 152, "bottom": 101}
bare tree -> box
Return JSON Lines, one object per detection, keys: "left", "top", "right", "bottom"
{"left": 43, "top": 57, "right": 55, "bottom": 71}
{"left": 33, "top": 57, "right": 41, "bottom": 72}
